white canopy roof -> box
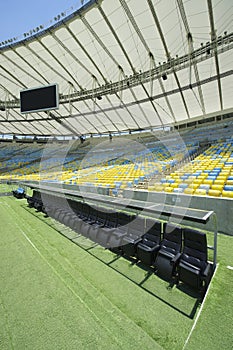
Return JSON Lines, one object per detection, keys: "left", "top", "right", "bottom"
{"left": 0, "top": 0, "right": 233, "bottom": 136}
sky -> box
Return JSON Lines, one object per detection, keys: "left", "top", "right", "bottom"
{"left": 0, "top": 0, "right": 83, "bottom": 43}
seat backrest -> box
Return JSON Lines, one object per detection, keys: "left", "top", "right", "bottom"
{"left": 81, "top": 202, "right": 90, "bottom": 217}
{"left": 183, "top": 228, "right": 208, "bottom": 262}
{"left": 32, "top": 190, "right": 41, "bottom": 200}
{"left": 161, "top": 223, "right": 182, "bottom": 252}
{"left": 95, "top": 208, "right": 107, "bottom": 224}
{"left": 105, "top": 210, "right": 118, "bottom": 227}
{"left": 146, "top": 218, "right": 162, "bottom": 235}
{"left": 127, "top": 215, "right": 146, "bottom": 235}
{"left": 88, "top": 205, "right": 98, "bottom": 221}
{"left": 117, "top": 212, "right": 136, "bottom": 228}
{"left": 143, "top": 233, "right": 161, "bottom": 246}
{"left": 143, "top": 219, "right": 162, "bottom": 243}
{"left": 68, "top": 199, "right": 83, "bottom": 214}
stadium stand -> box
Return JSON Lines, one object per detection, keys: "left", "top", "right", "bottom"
{"left": 0, "top": 0, "right": 233, "bottom": 348}
{"left": 1, "top": 121, "right": 233, "bottom": 198}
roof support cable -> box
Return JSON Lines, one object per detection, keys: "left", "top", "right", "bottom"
{"left": 92, "top": 75, "right": 97, "bottom": 112}
{"left": 98, "top": 5, "right": 136, "bottom": 73}
{"left": 0, "top": 64, "right": 27, "bottom": 90}
{"left": 34, "top": 35, "right": 104, "bottom": 129}
{"left": 7, "top": 122, "right": 24, "bottom": 135}
{"left": 118, "top": 66, "right": 124, "bottom": 106}
{"left": 1, "top": 52, "right": 44, "bottom": 88}
{"left": 62, "top": 101, "right": 100, "bottom": 134}
{"left": 176, "top": 0, "right": 206, "bottom": 115}
{"left": 63, "top": 24, "right": 128, "bottom": 131}
{"left": 96, "top": 5, "right": 145, "bottom": 128}
{"left": 91, "top": 75, "right": 120, "bottom": 133}
{"left": 147, "top": 0, "right": 190, "bottom": 118}
{"left": 187, "top": 32, "right": 193, "bottom": 88}
{"left": 47, "top": 111, "right": 80, "bottom": 136}
{"left": 149, "top": 52, "right": 155, "bottom": 97}
{"left": 207, "top": 0, "right": 223, "bottom": 110}
{"left": 13, "top": 48, "right": 50, "bottom": 85}
{"left": 64, "top": 24, "right": 108, "bottom": 84}
{"left": 81, "top": 13, "right": 141, "bottom": 129}
{"left": 118, "top": 0, "right": 170, "bottom": 125}
{"left": 0, "top": 82, "right": 17, "bottom": 101}
{"left": 38, "top": 38, "right": 83, "bottom": 90}
{"left": 119, "top": 0, "right": 150, "bottom": 53}
{"left": 68, "top": 81, "right": 75, "bottom": 116}
{"left": 2, "top": 87, "right": 10, "bottom": 120}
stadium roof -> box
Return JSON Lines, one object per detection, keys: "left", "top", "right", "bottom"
{"left": 0, "top": 0, "right": 233, "bottom": 136}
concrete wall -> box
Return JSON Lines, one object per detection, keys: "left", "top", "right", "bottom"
{"left": 123, "top": 189, "right": 233, "bottom": 235}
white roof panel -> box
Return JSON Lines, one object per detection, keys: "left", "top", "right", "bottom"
{"left": 0, "top": 0, "right": 232, "bottom": 136}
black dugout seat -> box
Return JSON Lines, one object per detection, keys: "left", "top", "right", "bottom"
{"left": 176, "top": 228, "right": 212, "bottom": 290}
{"left": 154, "top": 223, "right": 182, "bottom": 281}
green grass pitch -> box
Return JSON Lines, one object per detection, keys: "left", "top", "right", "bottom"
{"left": 0, "top": 195, "right": 232, "bottom": 349}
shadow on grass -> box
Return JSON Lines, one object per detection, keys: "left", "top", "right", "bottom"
{"left": 22, "top": 204, "right": 202, "bottom": 319}
{"left": 0, "top": 192, "right": 12, "bottom": 197}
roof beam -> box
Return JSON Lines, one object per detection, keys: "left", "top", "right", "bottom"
{"left": 1, "top": 51, "right": 45, "bottom": 87}
{"left": 119, "top": 0, "right": 175, "bottom": 123}
{"left": 35, "top": 36, "right": 116, "bottom": 134}
{"left": 207, "top": 0, "right": 223, "bottom": 110}
{"left": 1, "top": 32, "right": 232, "bottom": 111}
{"left": 63, "top": 24, "right": 131, "bottom": 131}
{"left": 81, "top": 11, "right": 149, "bottom": 128}
{"left": 0, "top": 63, "right": 27, "bottom": 90}
{"left": 147, "top": 0, "right": 190, "bottom": 120}
{"left": 176, "top": 0, "right": 206, "bottom": 115}
{"left": 57, "top": 69, "right": 233, "bottom": 119}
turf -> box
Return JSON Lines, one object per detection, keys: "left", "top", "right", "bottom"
{"left": 0, "top": 183, "right": 12, "bottom": 193}
{"left": 0, "top": 196, "right": 232, "bottom": 349}
{"left": 185, "top": 234, "right": 233, "bottom": 350}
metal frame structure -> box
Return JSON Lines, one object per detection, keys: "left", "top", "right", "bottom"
{"left": 0, "top": 0, "right": 232, "bottom": 136}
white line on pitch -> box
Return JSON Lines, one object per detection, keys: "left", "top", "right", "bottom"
{"left": 182, "top": 263, "right": 219, "bottom": 350}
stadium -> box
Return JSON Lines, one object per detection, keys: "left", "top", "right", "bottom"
{"left": 0, "top": 0, "right": 232, "bottom": 349}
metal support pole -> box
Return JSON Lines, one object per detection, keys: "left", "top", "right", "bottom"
{"left": 212, "top": 212, "right": 218, "bottom": 269}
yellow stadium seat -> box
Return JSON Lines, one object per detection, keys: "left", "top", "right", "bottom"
{"left": 175, "top": 179, "right": 182, "bottom": 183}
{"left": 211, "top": 184, "right": 223, "bottom": 191}
{"left": 164, "top": 186, "right": 174, "bottom": 193}
{"left": 188, "top": 183, "right": 199, "bottom": 190}
{"left": 184, "top": 178, "right": 193, "bottom": 183}
{"left": 184, "top": 188, "right": 195, "bottom": 195}
{"left": 195, "top": 189, "right": 207, "bottom": 196}
{"left": 208, "top": 189, "right": 221, "bottom": 197}
{"left": 214, "top": 179, "right": 225, "bottom": 185}
{"left": 193, "top": 179, "right": 203, "bottom": 184}
{"left": 170, "top": 183, "right": 179, "bottom": 188}
{"left": 203, "top": 179, "right": 214, "bottom": 185}
{"left": 221, "top": 190, "right": 233, "bottom": 198}
{"left": 154, "top": 185, "right": 164, "bottom": 192}
{"left": 216, "top": 176, "right": 227, "bottom": 181}
{"left": 198, "top": 174, "right": 208, "bottom": 179}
